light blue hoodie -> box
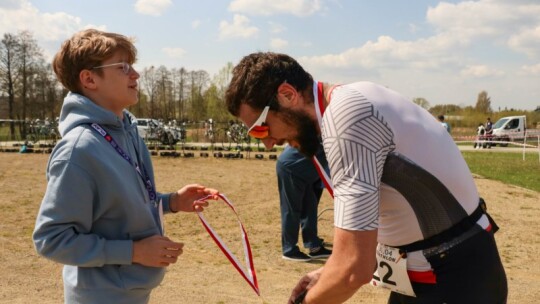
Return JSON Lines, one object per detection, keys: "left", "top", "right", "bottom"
{"left": 33, "top": 93, "right": 174, "bottom": 303}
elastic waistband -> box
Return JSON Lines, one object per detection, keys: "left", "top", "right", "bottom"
{"left": 422, "top": 220, "right": 486, "bottom": 258}
{"left": 408, "top": 224, "right": 493, "bottom": 284}
{"left": 397, "top": 198, "right": 495, "bottom": 253}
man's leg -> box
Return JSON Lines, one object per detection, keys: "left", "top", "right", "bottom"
{"left": 426, "top": 229, "right": 507, "bottom": 303}
{"left": 277, "top": 167, "right": 311, "bottom": 261}
{"left": 300, "top": 184, "right": 323, "bottom": 250}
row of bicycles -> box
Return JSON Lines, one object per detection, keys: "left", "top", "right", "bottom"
{"left": 137, "top": 118, "right": 253, "bottom": 150}
{"left": 25, "top": 118, "right": 59, "bottom": 144}
{"left": 11, "top": 118, "right": 253, "bottom": 151}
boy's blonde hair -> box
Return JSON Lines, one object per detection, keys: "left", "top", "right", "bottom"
{"left": 52, "top": 29, "right": 137, "bottom": 93}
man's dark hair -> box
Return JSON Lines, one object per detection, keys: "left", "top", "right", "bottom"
{"left": 438, "top": 115, "right": 445, "bottom": 121}
{"left": 225, "top": 52, "right": 314, "bottom": 116}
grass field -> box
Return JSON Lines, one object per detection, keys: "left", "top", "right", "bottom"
{"left": 462, "top": 151, "right": 540, "bottom": 192}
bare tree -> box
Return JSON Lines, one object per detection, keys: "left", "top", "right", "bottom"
{"left": 188, "top": 70, "right": 209, "bottom": 121}
{"left": 171, "top": 67, "right": 188, "bottom": 121}
{"left": 0, "top": 33, "right": 21, "bottom": 139}
{"left": 33, "top": 62, "right": 62, "bottom": 120}
{"left": 154, "top": 66, "right": 172, "bottom": 119}
{"left": 139, "top": 66, "right": 158, "bottom": 117}
{"left": 16, "top": 31, "right": 43, "bottom": 137}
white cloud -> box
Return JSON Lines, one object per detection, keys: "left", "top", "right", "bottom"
{"left": 299, "top": 0, "right": 540, "bottom": 83}
{"left": 427, "top": 0, "right": 540, "bottom": 48}
{"left": 229, "top": 0, "right": 321, "bottom": 16}
{"left": 134, "top": 0, "right": 172, "bottom": 16}
{"left": 0, "top": 1, "right": 111, "bottom": 64}
{"left": 300, "top": 35, "right": 458, "bottom": 71}
{"left": 162, "top": 47, "right": 186, "bottom": 59}
{"left": 508, "top": 26, "right": 540, "bottom": 58}
{"left": 0, "top": 0, "right": 84, "bottom": 41}
{"left": 460, "top": 65, "right": 504, "bottom": 78}
{"left": 219, "top": 14, "right": 259, "bottom": 40}
{"left": 270, "top": 38, "right": 288, "bottom": 50}
{"left": 427, "top": 1, "right": 505, "bottom": 39}
{"left": 520, "top": 63, "right": 540, "bottom": 75}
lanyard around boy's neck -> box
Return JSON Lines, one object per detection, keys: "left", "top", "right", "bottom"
{"left": 312, "top": 81, "right": 334, "bottom": 198}
{"left": 89, "top": 123, "right": 157, "bottom": 204}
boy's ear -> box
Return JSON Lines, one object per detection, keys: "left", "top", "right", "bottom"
{"left": 276, "top": 82, "right": 299, "bottom": 107}
{"left": 79, "top": 69, "right": 97, "bottom": 90}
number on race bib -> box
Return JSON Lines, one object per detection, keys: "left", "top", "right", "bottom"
{"left": 372, "top": 261, "right": 397, "bottom": 286}
{"left": 370, "top": 244, "right": 416, "bottom": 297}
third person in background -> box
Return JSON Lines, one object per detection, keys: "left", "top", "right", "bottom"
{"left": 277, "top": 145, "right": 332, "bottom": 262}
{"left": 438, "top": 114, "right": 451, "bottom": 133}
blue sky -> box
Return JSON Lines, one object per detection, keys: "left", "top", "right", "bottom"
{"left": 1, "top": 0, "right": 539, "bottom": 110}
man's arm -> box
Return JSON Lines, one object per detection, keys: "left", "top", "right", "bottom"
{"left": 299, "top": 228, "right": 378, "bottom": 303}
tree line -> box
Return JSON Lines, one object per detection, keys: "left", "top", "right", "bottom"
{"left": 0, "top": 31, "right": 235, "bottom": 139}
{"left": 1, "top": 31, "right": 539, "bottom": 140}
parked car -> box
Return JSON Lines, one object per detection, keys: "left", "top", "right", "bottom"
{"left": 166, "top": 120, "right": 187, "bottom": 144}
{"left": 136, "top": 118, "right": 178, "bottom": 145}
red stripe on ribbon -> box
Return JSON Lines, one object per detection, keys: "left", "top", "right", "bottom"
{"left": 196, "top": 194, "right": 260, "bottom": 296}
{"left": 312, "top": 157, "right": 334, "bottom": 198}
{"left": 313, "top": 81, "right": 335, "bottom": 198}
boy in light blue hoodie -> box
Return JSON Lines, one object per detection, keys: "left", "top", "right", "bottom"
{"left": 33, "top": 29, "right": 219, "bottom": 304}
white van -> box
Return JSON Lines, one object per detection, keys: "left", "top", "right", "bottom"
{"left": 491, "top": 115, "right": 540, "bottom": 146}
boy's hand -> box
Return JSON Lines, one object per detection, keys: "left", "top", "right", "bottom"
{"left": 171, "top": 184, "right": 219, "bottom": 212}
{"left": 132, "top": 235, "right": 183, "bottom": 267}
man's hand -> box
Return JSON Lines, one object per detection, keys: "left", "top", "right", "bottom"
{"left": 132, "top": 235, "right": 184, "bottom": 267}
{"left": 171, "top": 184, "right": 219, "bottom": 212}
{"left": 288, "top": 267, "right": 323, "bottom": 304}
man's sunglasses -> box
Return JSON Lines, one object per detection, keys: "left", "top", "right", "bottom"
{"left": 247, "top": 105, "right": 270, "bottom": 139}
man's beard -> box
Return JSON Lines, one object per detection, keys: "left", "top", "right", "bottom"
{"left": 281, "top": 108, "right": 321, "bottom": 158}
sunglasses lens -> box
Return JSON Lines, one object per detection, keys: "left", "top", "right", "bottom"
{"left": 123, "top": 63, "right": 130, "bottom": 74}
{"left": 248, "top": 125, "right": 269, "bottom": 139}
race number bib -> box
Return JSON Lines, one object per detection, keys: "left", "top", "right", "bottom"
{"left": 370, "top": 244, "right": 416, "bottom": 297}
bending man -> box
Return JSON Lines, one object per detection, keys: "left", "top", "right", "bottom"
{"left": 225, "top": 52, "right": 507, "bottom": 304}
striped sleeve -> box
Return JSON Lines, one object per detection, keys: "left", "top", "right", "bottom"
{"left": 321, "top": 89, "right": 395, "bottom": 231}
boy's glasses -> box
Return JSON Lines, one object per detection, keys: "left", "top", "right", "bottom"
{"left": 247, "top": 105, "right": 270, "bottom": 139}
{"left": 92, "top": 62, "right": 132, "bottom": 75}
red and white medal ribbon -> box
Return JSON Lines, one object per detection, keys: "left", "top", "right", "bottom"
{"left": 196, "top": 193, "right": 260, "bottom": 296}
{"left": 313, "top": 80, "right": 335, "bottom": 197}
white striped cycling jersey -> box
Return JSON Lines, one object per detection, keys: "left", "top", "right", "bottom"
{"left": 321, "top": 81, "right": 487, "bottom": 271}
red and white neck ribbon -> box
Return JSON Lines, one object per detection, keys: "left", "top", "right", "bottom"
{"left": 196, "top": 193, "right": 260, "bottom": 296}
{"left": 313, "top": 80, "right": 335, "bottom": 197}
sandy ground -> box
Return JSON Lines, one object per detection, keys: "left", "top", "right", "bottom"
{"left": 0, "top": 153, "right": 538, "bottom": 303}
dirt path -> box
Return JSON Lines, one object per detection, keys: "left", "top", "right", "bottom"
{"left": 0, "top": 153, "right": 538, "bottom": 303}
